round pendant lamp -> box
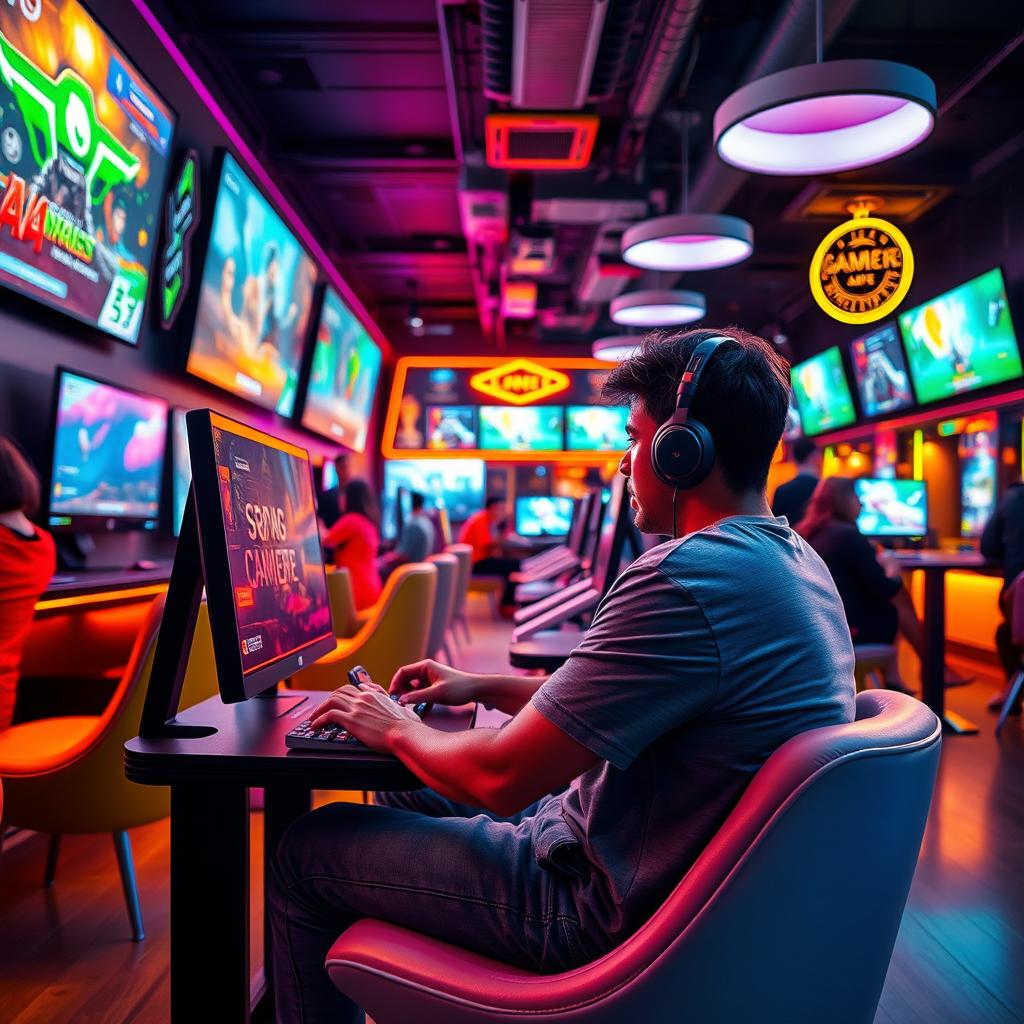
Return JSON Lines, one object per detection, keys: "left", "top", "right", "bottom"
{"left": 714, "top": 58, "right": 936, "bottom": 176}
{"left": 592, "top": 335, "right": 643, "bottom": 362}
{"left": 610, "top": 290, "right": 706, "bottom": 327}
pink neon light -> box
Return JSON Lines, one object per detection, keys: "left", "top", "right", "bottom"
{"left": 129, "top": 0, "right": 391, "bottom": 358}
{"left": 744, "top": 94, "right": 909, "bottom": 135}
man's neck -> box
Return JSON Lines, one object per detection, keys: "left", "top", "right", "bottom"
{"left": 797, "top": 462, "right": 818, "bottom": 475}
{"left": 0, "top": 510, "right": 34, "bottom": 535}
{"left": 678, "top": 491, "right": 772, "bottom": 537}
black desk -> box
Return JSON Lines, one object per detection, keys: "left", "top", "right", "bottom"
{"left": 125, "top": 690, "right": 473, "bottom": 1024}
{"left": 508, "top": 628, "right": 582, "bottom": 671}
{"left": 42, "top": 565, "right": 173, "bottom": 601}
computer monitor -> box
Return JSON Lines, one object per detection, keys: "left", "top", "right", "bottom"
{"left": 790, "top": 347, "right": 857, "bottom": 437}
{"left": 854, "top": 478, "right": 928, "bottom": 538}
{"left": 381, "top": 459, "right": 485, "bottom": 539}
{"left": 47, "top": 369, "right": 168, "bottom": 532}
{"left": 515, "top": 496, "right": 575, "bottom": 537}
{"left": 590, "top": 475, "right": 639, "bottom": 594}
{"left": 186, "top": 409, "right": 335, "bottom": 702}
{"left": 478, "top": 406, "right": 564, "bottom": 451}
{"left": 566, "top": 406, "right": 629, "bottom": 451}
{"left": 959, "top": 429, "right": 997, "bottom": 538}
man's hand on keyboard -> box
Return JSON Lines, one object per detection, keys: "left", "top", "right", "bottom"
{"left": 309, "top": 681, "right": 422, "bottom": 752}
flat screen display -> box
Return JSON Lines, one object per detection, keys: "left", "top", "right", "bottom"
{"left": 849, "top": 323, "right": 915, "bottom": 417}
{"left": 479, "top": 406, "right": 564, "bottom": 451}
{"left": 0, "top": 0, "right": 175, "bottom": 343}
{"left": 959, "top": 429, "right": 997, "bottom": 538}
{"left": 784, "top": 391, "right": 803, "bottom": 440}
{"left": 171, "top": 408, "right": 191, "bottom": 536}
{"left": 187, "top": 153, "right": 316, "bottom": 415}
{"left": 566, "top": 406, "right": 629, "bottom": 451}
{"left": 48, "top": 370, "right": 167, "bottom": 530}
{"left": 515, "top": 496, "right": 574, "bottom": 537}
{"left": 898, "top": 268, "right": 1022, "bottom": 405}
{"left": 301, "top": 287, "right": 381, "bottom": 451}
{"left": 790, "top": 347, "right": 857, "bottom": 437}
{"left": 426, "top": 406, "right": 478, "bottom": 450}
{"left": 191, "top": 411, "right": 333, "bottom": 697}
{"left": 381, "top": 459, "right": 485, "bottom": 539}
{"left": 854, "top": 478, "right": 928, "bottom": 538}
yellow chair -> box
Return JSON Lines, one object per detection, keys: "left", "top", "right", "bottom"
{"left": 289, "top": 562, "right": 437, "bottom": 691}
{"left": 446, "top": 544, "right": 474, "bottom": 644}
{"left": 0, "top": 595, "right": 221, "bottom": 941}
{"left": 326, "top": 567, "right": 360, "bottom": 639}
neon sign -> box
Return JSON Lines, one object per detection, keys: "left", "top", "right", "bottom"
{"left": 470, "top": 359, "right": 570, "bottom": 406}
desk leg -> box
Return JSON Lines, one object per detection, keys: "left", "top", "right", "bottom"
{"left": 921, "top": 569, "right": 978, "bottom": 736}
{"left": 171, "top": 783, "right": 251, "bottom": 1024}
{"left": 262, "top": 785, "right": 311, "bottom": 1011}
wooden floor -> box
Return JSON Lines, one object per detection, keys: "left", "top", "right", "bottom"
{"left": 0, "top": 596, "right": 1022, "bottom": 1023}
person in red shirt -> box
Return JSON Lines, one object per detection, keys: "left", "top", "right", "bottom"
{"left": 0, "top": 437, "right": 56, "bottom": 730}
{"left": 322, "top": 479, "right": 382, "bottom": 611}
{"left": 458, "top": 496, "right": 520, "bottom": 608}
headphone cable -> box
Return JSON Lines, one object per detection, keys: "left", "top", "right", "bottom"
{"left": 672, "top": 487, "right": 679, "bottom": 541}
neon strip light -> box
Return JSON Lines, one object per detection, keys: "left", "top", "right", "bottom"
{"left": 35, "top": 583, "right": 168, "bottom": 613}
{"left": 129, "top": 0, "right": 391, "bottom": 358}
{"left": 913, "top": 430, "right": 924, "bottom": 481}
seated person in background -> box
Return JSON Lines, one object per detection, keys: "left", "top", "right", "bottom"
{"left": 268, "top": 327, "right": 856, "bottom": 1024}
{"left": 457, "top": 495, "right": 520, "bottom": 609}
{"left": 379, "top": 491, "right": 435, "bottom": 578}
{"left": 0, "top": 437, "right": 56, "bottom": 730}
{"left": 317, "top": 453, "right": 350, "bottom": 531}
{"left": 772, "top": 436, "right": 821, "bottom": 525}
{"left": 980, "top": 481, "right": 1024, "bottom": 714}
{"left": 322, "top": 479, "right": 382, "bottom": 611}
{"left": 796, "top": 476, "right": 969, "bottom": 692}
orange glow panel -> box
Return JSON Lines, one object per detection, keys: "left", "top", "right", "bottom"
{"left": 485, "top": 114, "right": 599, "bottom": 170}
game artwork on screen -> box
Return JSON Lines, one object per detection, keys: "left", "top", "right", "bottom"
{"left": 791, "top": 347, "right": 856, "bottom": 436}
{"left": 189, "top": 154, "right": 316, "bottom": 416}
{"left": 850, "top": 324, "right": 914, "bottom": 417}
{"left": 50, "top": 373, "right": 166, "bottom": 522}
{"left": 567, "top": 406, "right": 628, "bottom": 451}
{"left": 211, "top": 424, "right": 332, "bottom": 675}
{"left": 0, "top": 0, "right": 174, "bottom": 343}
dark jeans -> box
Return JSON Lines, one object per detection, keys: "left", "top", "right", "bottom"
{"left": 268, "top": 788, "right": 590, "bottom": 1024}
{"left": 473, "top": 556, "right": 521, "bottom": 605}
{"left": 995, "top": 587, "right": 1023, "bottom": 681}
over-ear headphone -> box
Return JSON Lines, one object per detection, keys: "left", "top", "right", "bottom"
{"left": 650, "top": 335, "right": 731, "bottom": 489}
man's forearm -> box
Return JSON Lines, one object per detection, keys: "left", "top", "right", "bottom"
{"left": 476, "top": 673, "right": 547, "bottom": 715}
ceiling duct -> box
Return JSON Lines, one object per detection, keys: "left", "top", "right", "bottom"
{"left": 578, "top": 223, "right": 642, "bottom": 303}
{"left": 532, "top": 175, "right": 648, "bottom": 224}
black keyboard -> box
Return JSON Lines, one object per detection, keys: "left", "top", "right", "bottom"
{"left": 285, "top": 694, "right": 430, "bottom": 752}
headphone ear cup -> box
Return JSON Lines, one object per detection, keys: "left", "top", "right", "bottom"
{"left": 651, "top": 419, "right": 715, "bottom": 488}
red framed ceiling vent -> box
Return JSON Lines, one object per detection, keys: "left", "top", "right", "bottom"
{"left": 486, "top": 113, "right": 599, "bottom": 170}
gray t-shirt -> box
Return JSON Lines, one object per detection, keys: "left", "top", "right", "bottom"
{"left": 396, "top": 514, "right": 435, "bottom": 562}
{"left": 530, "top": 515, "right": 855, "bottom": 944}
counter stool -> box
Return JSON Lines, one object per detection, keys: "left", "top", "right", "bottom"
{"left": 853, "top": 644, "right": 896, "bottom": 692}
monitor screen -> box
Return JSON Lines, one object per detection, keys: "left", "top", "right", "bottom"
{"left": 48, "top": 370, "right": 167, "bottom": 531}
{"left": 322, "top": 459, "right": 339, "bottom": 493}
{"left": 854, "top": 478, "right": 928, "bottom": 538}
{"left": 426, "top": 406, "right": 478, "bottom": 450}
{"left": 479, "top": 406, "right": 564, "bottom": 451}
{"left": 187, "top": 153, "right": 317, "bottom": 415}
{"left": 515, "top": 496, "right": 575, "bottom": 537}
{"left": 899, "top": 268, "right": 1022, "bottom": 405}
{"left": 171, "top": 408, "right": 191, "bottom": 537}
{"left": 187, "top": 410, "right": 334, "bottom": 702}
{"left": 301, "top": 287, "right": 382, "bottom": 451}
{"left": 783, "top": 391, "right": 803, "bottom": 440}
{"left": 566, "top": 406, "right": 629, "bottom": 451}
{"left": 790, "top": 347, "right": 857, "bottom": 437}
{"left": 849, "top": 323, "right": 915, "bottom": 417}
{"left": 959, "top": 429, "right": 997, "bottom": 538}
{"left": 381, "top": 459, "right": 485, "bottom": 539}
{"left": 0, "top": 0, "right": 175, "bottom": 343}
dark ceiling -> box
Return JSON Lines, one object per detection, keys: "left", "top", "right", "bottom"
{"left": 157, "top": 0, "right": 1024, "bottom": 360}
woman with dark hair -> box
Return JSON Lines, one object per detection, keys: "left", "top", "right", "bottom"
{"left": 322, "top": 478, "right": 382, "bottom": 610}
{"left": 796, "top": 476, "right": 967, "bottom": 691}
{"left": 0, "top": 437, "right": 56, "bottom": 729}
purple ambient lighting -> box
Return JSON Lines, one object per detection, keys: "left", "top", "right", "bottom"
{"left": 610, "top": 290, "right": 706, "bottom": 328}
{"left": 714, "top": 60, "right": 937, "bottom": 176}
{"left": 129, "top": 0, "right": 390, "bottom": 357}
{"left": 622, "top": 214, "right": 754, "bottom": 271}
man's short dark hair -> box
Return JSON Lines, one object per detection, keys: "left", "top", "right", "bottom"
{"left": 410, "top": 491, "right": 426, "bottom": 511}
{"left": 485, "top": 496, "right": 505, "bottom": 510}
{"left": 602, "top": 326, "right": 790, "bottom": 494}
{"left": 0, "top": 436, "right": 41, "bottom": 516}
{"left": 792, "top": 437, "right": 817, "bottom": 464}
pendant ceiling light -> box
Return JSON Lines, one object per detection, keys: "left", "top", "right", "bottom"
{"left": 610, "top": 290, "right": 706, "bottom": 327}
{"left": 713, "top": 2, "right": 936, "bottom": 176}
{"left": 622, "top": 116, "right": 754, "bottom": 271}
{"left": 592, "top": 335, "right": 643, "bottom": 362}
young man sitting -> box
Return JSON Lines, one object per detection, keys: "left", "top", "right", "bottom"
{"left": 269, "top": 327, "right": 856, "bottom": 1024}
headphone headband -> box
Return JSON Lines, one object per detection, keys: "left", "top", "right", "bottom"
{"left": 672, "top": 335, "right": 732, "bottom": 422}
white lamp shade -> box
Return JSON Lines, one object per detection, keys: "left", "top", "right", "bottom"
{"left": 592, "top": 335, "right": 643, "bottom": 362}
{"left": 622, "top": 213, "right": 754, "bottom": 271}
{"left": 610, "top": 290, "right": 706, "bottom": 327}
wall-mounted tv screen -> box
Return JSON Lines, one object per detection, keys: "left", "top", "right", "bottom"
{"left": 515, "top": 496, "right": 574, "bottom": 537}
{"left": 898, "top": 268, "right": 1022, "bottom": 405}
{"left": 171, "top": 408, "right": 191, "bottom": 537}
{"left": 48, "top": 370, "right": 167, "bottom": 531}
{"left": 959, "top": 429, "right": 997, "bottom": 538}
{"left": 790, "top": 347, "right": 857, "bottom": 437}
{"left": 0, "top": 0, "right": 175, "bottom": 343}
{"left": 479, "top": 406, "right": 564, "bottom": 451}
{"left": 187, "top": 153, "right": 316, "bottom": 416}
{"left": 566, "top": 406, "right": 629, "bottom": 451}
{"left": 300, "top": 286, "right": 381, "bottom": 451}
{"left": 784, "top": 391, "right": 803, "bottom": 440}
{"left": 854, "top": 478, "right": 928, "bottom": 538}
{"left": 381, "top": 459, "right": 485, "bottom": 539}
{"left": 849, "top": 323, "right": 915, "bottom": 417}
{"left": 427, "top": 406, "right": 478, "bottom": 450}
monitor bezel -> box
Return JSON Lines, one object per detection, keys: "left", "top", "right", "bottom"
{"left": 186, "top": 407, "right": 336, "bottom": 703}
{"left": 514, "top": 495, "right": 575, "bottom": 537}
{"left": 46, "top": 367, "right": 169, "bottom": 533}
{"left": 854, "top": 477, "right": 929, "bottom": 539}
